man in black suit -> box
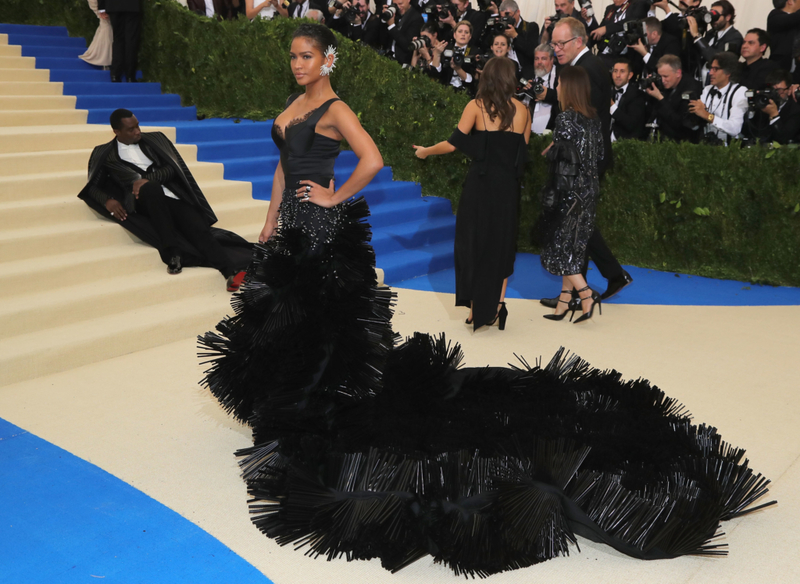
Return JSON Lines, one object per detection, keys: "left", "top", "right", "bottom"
{"left": 610, "top": 57, "right": 647, "bottom": 140}
{"left": 498, "top": 0, "right": 540, "bottom": 78}
{"left": 743, "top": 69, "right": 800, "bottom": 145}
{"left": 78, "top": 110, "right": 251, "bottom": 291}
{"left": 767, "top": 0, "right": 800, "bottom": 71}
{"left": 98, "top": 0, "right": 142, "bottom": 82}
{"left": 437, "top": 0, "right": 488, "bottom": 49}
{"left": 688, "top": 0, "right": 743, "bottom": 83}
{"left": 330, "top": 0, "right": 382, "bottom": 48}
{"left": 186, "top": 0, "right": 237, "bottom": 20}
{"left": 549, "top": 17, "right": 633, "bottom": 301}
{"left": 739, "top": 29, "right": 782, "bottom": 90}
{"left": 628, "top": 17, "right": 681, "bottom": 75}
{"left": 381, "top": 0, "right": 424, "bottom": 65}
{"left": 540, "top": 0, "right": 595, "bottom": 45}
{"left": 644, "top": 54, "right": 703, "bottom": 143}
{"left": 590, "top": 0, "right": 651, "bottom": 69}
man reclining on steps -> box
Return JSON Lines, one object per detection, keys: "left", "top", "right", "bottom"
{"left": 78, "top": 108, "right": 252, "bottom": 292}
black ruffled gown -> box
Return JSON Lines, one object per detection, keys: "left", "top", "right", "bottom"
{"left": 198, "top": 96, "right": 774, "bottom": 577}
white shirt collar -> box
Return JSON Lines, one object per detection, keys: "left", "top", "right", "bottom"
{"left": 570, "top": 47, "right": 589, "bottom": 66}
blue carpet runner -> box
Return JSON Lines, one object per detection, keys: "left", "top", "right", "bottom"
{"left": 0, "top": 418, "right": 270, "bottom": 584}
{"left": 1, "top": 22, "right": 457, "bottom": 284}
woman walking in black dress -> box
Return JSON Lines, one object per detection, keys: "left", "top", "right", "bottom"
{"left": 540, "top": 65, "right": 604, "bottom": 324}
{"left": 413, "top": 57, "right": 530, "bottom": 330}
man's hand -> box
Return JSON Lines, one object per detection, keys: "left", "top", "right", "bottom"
{"left": 651, "top": 0, "right": 670, "bottom": 13}
{"left": 504, "top": 24, "right": 518, "bottom": 39}
{"left": 629, "top": 38, "right": 647, "bottom": 56}
{"left": 440, "top": 13, "right": 456, "bottom": 28}
{"left": 762, "top": 100, "right": 780, "bottom": 119}
{"left": 105, "top": 198, "right": 127, "bottom": 221}
{"left": 687, "top": 16, "right": 699, "bottom": 39}
{"left": 590, "top": 26, "right": 607, "bottom": 41}
{"left": 688, "top": 99, "right": 709, "bottom": 119}
{"left": 645, "top": 83, "right": 664, "bottom": 101}
{"left": 535, "top": 83, "right": 548, "bottom": 101}
{"left": 385, "top": 8, "right": 396, "bottom": 26}
{"left": 132, "top": 178, "right": 149, "bottom": 198}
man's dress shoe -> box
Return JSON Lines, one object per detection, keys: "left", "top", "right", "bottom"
{"left": 226, "top": 270, "right": 247, "bottom": 292}
{"left": 601, "top": 270, "right": 633, "bottom": 300}
{"left": 167, "top": 256, "right": 182, "bottom": 275}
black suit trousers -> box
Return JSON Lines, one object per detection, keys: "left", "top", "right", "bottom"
{"left": 109, "top": 11, "right": 142, "bottom": 79}
{"left": 135, "top": 182, "right": 235, "bottom": 277}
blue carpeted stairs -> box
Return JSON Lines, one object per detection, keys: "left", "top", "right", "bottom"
{"left": 2, "top": 22, "right": 457, "bottom": 284}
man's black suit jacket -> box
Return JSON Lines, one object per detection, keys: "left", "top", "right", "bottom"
{"left": 511, "top": 19, "right": 540, "bottom": 79}
{"left": 743, "top": 98, "right": 800, "bottom": 145}
{"left": 78, "top": 133, "right": 251, "bottom": 265}
{"left": 767, "top": 8, "right": 800, "bottom": 71}
{"left": 650, "top": 75, "right": 703, "bottom": 143}
{"left": 644, "top": 33, "right": 681, "bottom": 74}
{"left": 97, "top": 0, "right": 142, "bottom": 12}
{"left": 187, "top": 0, "right": 236, "bottom": 20}
{"left": 462, "top": 8, "right": 489, "bottom": 45}
{"left": 611, "top": 84, "right": 647, "bottom": 140}
{"left": 739, "top": 57, "right": 782, "bottom": 90}
{"left": 335, "top": 12, "right": 382, "bottom": 49}
{"left": 572, "top": 50, "right": 613, "bottom": 174}
{"left": 382, "top": 6, "right": 424, "bottom": 65}
{"left": 694, "top": 26, "right": 743, "bottom": 69}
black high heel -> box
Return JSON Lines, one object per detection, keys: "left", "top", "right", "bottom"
{"left": 573, "top": 286, "right": 602, "bottom": 324}
{"left": 465, "top": 316, "right": 474, "bottom": 325}
{"left": 488, "top": 302, "right": 508, "bottom": 330}
{"left": 543, "top": 296, "right": 580, "bottom": 321}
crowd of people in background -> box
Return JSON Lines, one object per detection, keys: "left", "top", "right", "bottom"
{"left": 187, "top": 0, "right": 800, "bottom": 147}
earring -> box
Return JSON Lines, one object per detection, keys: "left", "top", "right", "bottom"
{"left": 320, "top": 45, "right": 337, "bottom": 76}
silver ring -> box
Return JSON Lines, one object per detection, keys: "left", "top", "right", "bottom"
{"left": 305, "top": 185, "right": 311, "bottom": 193}
{"left": 110, "top": 212, "right": 115, "bottom": 216}
{"left": 303, "top": 195, "right": 310, "bottom": 202}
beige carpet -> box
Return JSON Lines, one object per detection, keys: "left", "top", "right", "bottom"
{"left": 0, "top": 290, "right": 797, "bottom": 584}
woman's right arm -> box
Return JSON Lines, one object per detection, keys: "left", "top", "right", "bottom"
{"left": 414, "top": 100, "right": 477, "bottom": 158}
{"left": 259, "top": 163, "right": 284, "bottom": 243}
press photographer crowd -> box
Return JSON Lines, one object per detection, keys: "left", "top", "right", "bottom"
{"left": 191, "top": 0, "right": 800, "bottom": 145}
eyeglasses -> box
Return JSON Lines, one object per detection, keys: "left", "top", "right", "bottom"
{"left": 709, "top": 66, "right": 722, "bottom": 71}
{"left": 775, "top": 85, "right": 789, "bottom": 92}
{"left": 550, "top": 37, "right": 578, "bottom": 50}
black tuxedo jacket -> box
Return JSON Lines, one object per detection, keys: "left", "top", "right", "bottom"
{"left": 611, "top": 84, "right": 647, "bottom": 140}
{"left": 597, "top": 1, "right": 650, "bottom": 36}
{"left": 694, "top": 26, "right": 743, "bottom": 68}
{"left": 381, "top": 6, "right": 424, "bottom": 65}
{"left": 644, "top": 33, "right": 681, "bottom": 74}
{"left": 767, "top": 8, "right": 800, "bottom": 71}
{"left": 511, "top": 18, "right": 540, "bottom": 78}
{"left": 572, "top": 50, "right": 613, "bottom": 173}
{"left": 650, "top": 75, "right": 703, "bottom": 143}
{"left": 97, "top": 0, "right": 142, "bottom": 12}
{"left": 743, "top": 98, "right": 800, "bottom": 145}
{"left": 187, "top": 0, "right": 236, "bottom": 20}
{"left": 462, "top": 8, "right": 489, "bottom": 44}
{"left": 739, "top": 57, "right": 782, "bottom": 90}
{"left": 332, "top": 12, "right": 382, "bottom": 49}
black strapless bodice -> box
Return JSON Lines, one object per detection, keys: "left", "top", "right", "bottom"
{"left": 271, "top": 95, "right": 343, "bottom": 248}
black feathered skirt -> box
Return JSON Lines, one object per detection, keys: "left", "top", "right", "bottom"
{"left": 199, "top": 197, "right": 773, "bottom": 577}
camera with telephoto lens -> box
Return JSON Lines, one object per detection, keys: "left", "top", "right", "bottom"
{"left": 381, "top": 4, "right": 398, "bottom": 23}
{"left": 485, "top": 14, "right": 515, "bottom": 36}
{"left": 746, "top": 88, "right": 781, "bottom": 110}
{"left": 545, "top": 12, "right": 566, "bottom": 36}
{"left": 515, "top": 76, "right": 544, "bottom": 99}
{"left": 579, "top": 0, "right": 594, "bottom": 18}
{"left": 423, "top": 3, "right": 458, "bottom": 22}
{"left": 409, "top": 36, "right": 432, "bottom": 52}
{"left": 474, "top": 52, "right": 494, "bottom": 68}
{"left": 678, "top": 6, "right": 721, "bottom": 33}
{"left": 639, "top": 72, "right": 663, "bottom": 92}
{"left": 453, "top": 52, "right": 476, "bottom": 69}
{"left": 623, "top": 20, "right": 646, "bottom": 46}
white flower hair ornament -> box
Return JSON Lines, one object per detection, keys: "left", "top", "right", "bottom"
{"left": 320, "top": 45, "right": 337, "bottom": 76}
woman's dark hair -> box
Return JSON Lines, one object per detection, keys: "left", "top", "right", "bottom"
{"left": 292, "top": 23, "right": 337, "bottom": 54}
{"left": 475, "top": 57, "right": 517, "bottom": 131}
{"left": 557, "top": 66, "right": 596, "bottom": 119}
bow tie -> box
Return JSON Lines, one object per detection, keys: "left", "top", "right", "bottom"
{"left": 614, "top": 89, "right": 624, "bottom": 102}
{"left": 709, "top": 88, "right": 721, "bottom": 99}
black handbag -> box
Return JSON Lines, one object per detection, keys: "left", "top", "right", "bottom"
{"left": 539, "top": 141, "right": 581, "bottom": 211}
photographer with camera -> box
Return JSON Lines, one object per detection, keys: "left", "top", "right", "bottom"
{"left": 491, "top": 0, "right": 539, "bottom": 78}
{"left": 740, "top": 29, "right": 781, "bottom": 90}
{"left": 610, "top": 57, "right": 647, "bottom": 140}
{"left": 475, "top": 33, "right": 520, "bottom": 76}
{"left": 590, "top": 0, "right": 651, "bottom": 68}
{"left": 530, "top": 43, "right": 558, "bottom": 134}
{"left": 436, "top": 0, "right": 488, "bottom": 49}
{"left": 687, "top": 1, "right": 742, "bottom": 84}
{"left": 431, "top": 20, "right": 477, "bottom": 93}
{"left": 541, "top": 1, "right": 596, "bottom": 45}
{"left": 743, "top": 69, "right": 800, "bottom": 144}
{"left": 653, "top": 0, "right": 710, "bottom": 80}
{"left": 768, "top": 0, "right": 800, "bottom": 71}
{"left": 688, "top": 51, "right": 748, "bottom": 145}
{"left": 380, "top": 0, "right": 424, "bottom": 65}
{"left": 644, "top": 54, "right": 704, "bottom": 142}
{"left": 628, "top": 16, "right": 681, "bottom": 75}
{"left": 329, "top": 0, "right": 382, "bottom": 48}
{"left": 410, "top": 22, "right": 444, "bottom": 77}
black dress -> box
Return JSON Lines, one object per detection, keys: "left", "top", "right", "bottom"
{"left": 198, "top": 95, "right": 773, "bottom": 577}
{"left": 540, "top": 111, "right": 603, "bottom": 276}
{"left": 448, "top": 121, "right": 527, "bottom": 330}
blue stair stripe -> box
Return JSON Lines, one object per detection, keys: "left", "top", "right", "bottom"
{"left": 31, "top": 56, "right": 98, "bottom": 70}
{"left": 5, "top": 33, "right": 86, "bottom": 48}
{"left": 377, "top": 240, "right": 455, "bottom": 283}
{"left": 62, "top": 81, "right": 164, "bottom": 96}
{"left": 0, "top": 23, "right": 69, "bottom": 36}
{"left": 87, "top": 107, "right": 198, "bottom": 124}
{"left": 371, "top": 216, "right": 457, "bottom": 255}
{"left": 76, "top": 94, "right": 182, "bottom": 109}
{"left": 20, "top": 45, "right": 84, "bottom": 58}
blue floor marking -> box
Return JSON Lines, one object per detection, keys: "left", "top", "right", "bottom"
{"left": 0, "top": 418, "right": 271, "bottom": 584}
{"left": 393, "top": 252, "right": 800, "bottom": 306}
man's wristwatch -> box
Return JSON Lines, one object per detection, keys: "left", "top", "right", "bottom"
{"left": 707, "top": 113, "right": 715, "bottom": 123}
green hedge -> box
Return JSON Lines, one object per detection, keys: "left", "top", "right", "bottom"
{"left": 3, "top": 0, "right": 799, "bottom": 286}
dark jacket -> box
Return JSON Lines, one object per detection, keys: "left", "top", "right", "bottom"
{"left": 694, "top": 26, "right": 743, "bottom": 68}
{"left": 743, "top": 98, "right": 800, "bottom": 145}
{"left": 739, "top": 57, "right": 782, "bottom": 90}
{"left": 381, "top": 5, "right": 424, "bottom": 65}
{"left": 767, "top": 8, "right": 800, "bottom": 71}
{"left": 650, "top": 74, "right": 703, "bottom": 143}
{"left": 511, "top": 18, "right": 540, "bottom": 78}
{"left": 186, "top": 0, "right": 236, "bottom": 20}
{"left": 573, "top": 49, "right": 613, "bottom": 174}
{"left": 644, "top": 33, "right": 682, "bottom": 74}
{"left": 611, "top": 84, "right": 647, "bottom": 140}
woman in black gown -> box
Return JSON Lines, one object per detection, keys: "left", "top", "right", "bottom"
{"left": 540, "top": 66, "right": 604, "bottom": 324}
{"left": 414, "top": 57, "right": 530, "bottom": 330}
{"left": 199, "top": 24, "right": 773, "bottom": 578}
